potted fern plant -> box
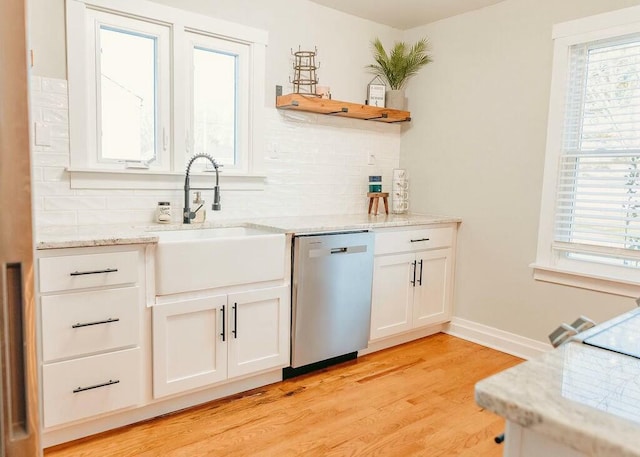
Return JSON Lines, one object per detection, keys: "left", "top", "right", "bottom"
{"left": 367, "top": 37, "right": 432, "bottom": 110}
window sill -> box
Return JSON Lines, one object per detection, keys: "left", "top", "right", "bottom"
{"left": 530, "top": 263, "right": 640, "bottom": 298}
{"left": 67, "top": 168, "right": 266, "bottom": 191}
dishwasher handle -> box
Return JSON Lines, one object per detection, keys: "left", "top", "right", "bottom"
{"left": 309, "top": 244, "right": 368, "bottom": 258}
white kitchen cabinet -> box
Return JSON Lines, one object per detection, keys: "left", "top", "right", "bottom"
{"left": 37, "top": 245, "right": 145, "bottom": 428}
{"left": 370, "top": 225, "right": 456, "bottom": 342}
{"left": 153, "top": 285, "right": 289, "bottom": 398}
{"left": 152, "top": 294, "right": 228, "bottom": 398}
{"left": 227, "top": 286, "right": 289, "bottom": 379}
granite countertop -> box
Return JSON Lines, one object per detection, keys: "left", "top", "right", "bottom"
{"left": 36, "top": 213, "right": 462, "bottom": 250}
{"left": 475, "top": 308, "right": 640, "bottom": 457}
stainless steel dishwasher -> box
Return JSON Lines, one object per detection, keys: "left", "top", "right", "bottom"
{"left": 286, "top": 231, "right": 375, "bottom": 376}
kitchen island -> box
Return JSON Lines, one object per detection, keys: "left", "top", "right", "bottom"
{"left": 475, "top": 309, "right": 640, "bottom": 457}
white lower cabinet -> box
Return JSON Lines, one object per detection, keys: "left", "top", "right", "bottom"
{"left": 153, "top": 285, "right": 289, "bottom": 398}
{"left": 37, "top": 245, "right": 145, "bottom": 430}
{"left": 42, "top": 348, "right": 142, "bottom": 428}
{"left": 370, "top": 225, "right": 456, "bottom": 341}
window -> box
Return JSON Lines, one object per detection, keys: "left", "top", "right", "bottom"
{"left": 186, "top": 33, "right": 250, "bottom": 171}
{"left": 66, "top": 0, "right": 267, "bottom": 186}
{"left": 534, "top": 6, "right": 640, "bottom": 296}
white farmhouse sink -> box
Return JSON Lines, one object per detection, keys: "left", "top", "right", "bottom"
{"left": 151, "top": 226, "right": 286, "bottom": 295}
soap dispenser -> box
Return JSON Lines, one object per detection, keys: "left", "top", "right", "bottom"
{"left": 192, "top": 191, "right": 206, "bottom": 223}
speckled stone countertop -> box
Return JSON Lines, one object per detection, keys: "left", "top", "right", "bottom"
{"left": 475, "top": 308, "right": 640, "bottom": 457}
{"left": 36, "top": 213, "right": 461, "bottom": 250}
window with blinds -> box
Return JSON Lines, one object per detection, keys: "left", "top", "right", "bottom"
{"left": 554, "top": 34, "right": 640, "bottom": 268}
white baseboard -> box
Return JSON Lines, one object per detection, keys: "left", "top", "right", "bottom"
{"left": 444, "top": 317, "right": 551, "bottom": 360}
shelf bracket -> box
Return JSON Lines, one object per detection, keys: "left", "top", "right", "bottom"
{"left": 327, "top": 107, "right": 349, "bottom": 115}
{"left": 365, "top": 113, "right": 388, "bottom": 121}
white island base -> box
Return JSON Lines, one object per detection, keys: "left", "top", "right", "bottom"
{"left": 503, "top": 422, "right": 585, "bottom": 457}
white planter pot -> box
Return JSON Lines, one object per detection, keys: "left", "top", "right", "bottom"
{"left": 386, "top": 89, "right": 406, "bottom": 110}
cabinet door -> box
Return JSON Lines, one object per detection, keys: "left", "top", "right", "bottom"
{"left": 370, "top": 253, "right": 415, "bottom": 340}
{"left": 227, "top": 286, "right": 289, "bottom": 379}
{"left": 152, "top": 294, "right": 228, "bottom": 398}
{"left": 412, "top": 248, "right": 452, "bottom": 328}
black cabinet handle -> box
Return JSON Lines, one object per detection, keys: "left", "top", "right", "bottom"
{"left": 410, "top": 260, "right": 417, "bottom": 286}
{"left": 70, "top": 268, "right": 118, "bottom": 276}
{"left": 232, "top": 303, "right": 238, "bottom": 339}
{"left": 220, "top": 305, "right": 226, "bottom": 342}
{"left": 410, "top": 238, "right": 430, "bottom": 243}
{"left": 73, "top": 379, "right": 119, "bottom": 393}
{"left": 72, "top": 317, "right": 119, "bottom": 329}
{"left": 418, "top": 259, "right": 424, "bottom": 286}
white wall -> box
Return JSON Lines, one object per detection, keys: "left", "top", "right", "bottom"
{"left": 402, "top": 0, "right": 640, "bottom": 342}
{"left": 28, "top": 0, "right": 404, "bottom": 226}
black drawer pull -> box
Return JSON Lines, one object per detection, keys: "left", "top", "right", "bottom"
{"left": 73, "top": 379, "right": 120, "bottom": 393}
{"left": 410, "top": 260, "right": 417, "bottom": 286}
{"left": 232, "top": 303, "right": 238, "bottom": 339}
{"left": 70, "top": 268, "right": 118, "bottom": 276}
{"left": 72, "top": 317, "right": 120, "bottom": 329}
{"left": 220, "top": 305, "right": 226, "bottom": 342}
{"left": 418, "top": 259, "right": 424, "bottom": 286}
{"left": 410, "top": 238, "right": 430, "bottom": 243}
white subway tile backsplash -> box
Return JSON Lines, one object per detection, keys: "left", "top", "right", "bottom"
{"left": 30, "top": 76, "right": 42, "bottom": 92}
{"left": 42, "top": 108, "right": 68, "bottom": 124}
{"left": 32, "top": 153, "right": 69, "bottom": 167}
{"left": 42, "top": 167, "right": 69, "bottom": 182}
{"left": 45, "top": 196, "right": 106, "bottom": 211}
{"left": 41, "top": 77, "right": 68, "bottom": 95}
{"left": 35, "top": 211, "right": 77, "bottom": 227}
{"left": 32, "top": 77, "right": 401, "bottom": 228}
{"left": 31, "top": 92, "right": 68, "bottom": 110}
{"left": 34, "top": 181, "right": 75, "bottom": 196}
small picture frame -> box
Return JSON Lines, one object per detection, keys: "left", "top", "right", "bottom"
{"left": 368, "top": 77, "right": 386, "bottom": 107}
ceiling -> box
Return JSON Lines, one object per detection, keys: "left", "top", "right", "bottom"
{"left": 309, "top": 0, "right": 506, "bottom": 30}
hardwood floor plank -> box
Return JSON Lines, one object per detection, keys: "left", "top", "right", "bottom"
{"left": 45, "top": 334, "right": 522, "bottom": 457}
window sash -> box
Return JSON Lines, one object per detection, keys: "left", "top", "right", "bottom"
{"left": 185, "top": 32, "right": 250, "bottom": 173}
{"left": 66, "top": 0, "right": 268, "bottom": 181}
{"left": 553, "top": 34, "right": 640, "bottom": 268}
{"left": 83, "top": 8, "right": 171, "bottom": 171}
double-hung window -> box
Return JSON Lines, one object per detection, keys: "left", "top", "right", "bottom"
{"left": 534, "top": 6, "right": 640, "bottom": 296}
{"left": 66, "top": 0, "right": 267, "bottom": 187}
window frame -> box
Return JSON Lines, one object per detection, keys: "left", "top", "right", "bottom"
{"left": 185, "top": 32, "right": 250, "bottom": 173}
{"left": 66, "top": 0, "right": 267, "bottom": 189}
{"left": 533, "top": 5, "right": 640, "bottom": 297}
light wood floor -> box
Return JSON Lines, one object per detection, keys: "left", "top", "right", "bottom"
{"left": 45, "top": 334, "right": 522, "bottom": 457}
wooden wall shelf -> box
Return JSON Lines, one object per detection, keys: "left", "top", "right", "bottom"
{"left": 276, "top": 93, "right": 411, "bottom": 123}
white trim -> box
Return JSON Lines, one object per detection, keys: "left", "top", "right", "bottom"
{"left": 553, "top": 4, "right": 640, "bottom": 39}
{"left": 531, "top": 264, "right": 640, "bottom": 298}
{"left": 535, "top": 6, "right": 640, "bottom": 293}
{"left": 42, "top": 369, "right": 281, "bottom": 447}
{"left": 361, "top": 324, "right": 446, "bottom": 355}
{"left": 68, "top": 168, "right": 266, "bottom": 190}
{"left": 70, "top": 0, "right": 268, "bottom": 44}
{"left": 444, "top": 317, "right": 550, "bottom": 360}
{"left": 66, "top": 0, "right": 268, "bottom": 186}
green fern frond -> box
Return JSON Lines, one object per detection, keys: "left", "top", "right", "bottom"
{"left": 366, "top": 37, "right": 432, "bottom": 90}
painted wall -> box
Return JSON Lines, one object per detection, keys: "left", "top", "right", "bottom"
{"left": 28, "top": 0, "right": 404, "bottom": 226}
{"left": 401, "top": 0, "right": 640, "bottom": 342}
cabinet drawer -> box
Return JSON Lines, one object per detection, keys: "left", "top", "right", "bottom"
{"left": 375, "top": 226, "right": 454, "bottom": 255}
{"left": 42, "top": 348, "right": 141, "bottom": 428}
{"left": 41, "top": 287, "right": 140, "bottom": 362}
{"left": 39, "top": 250, "right": 138, "bottom": 293}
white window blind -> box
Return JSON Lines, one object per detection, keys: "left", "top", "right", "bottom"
{"left": 555, "top": 34, "right": 640, "bottom": 268}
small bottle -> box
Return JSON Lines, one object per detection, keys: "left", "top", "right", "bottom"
{"left": 193, "top": 192, "right": 206, "bottom": 223}
{"left": 156, "top": 202, "right": 172, "bottom": 224}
